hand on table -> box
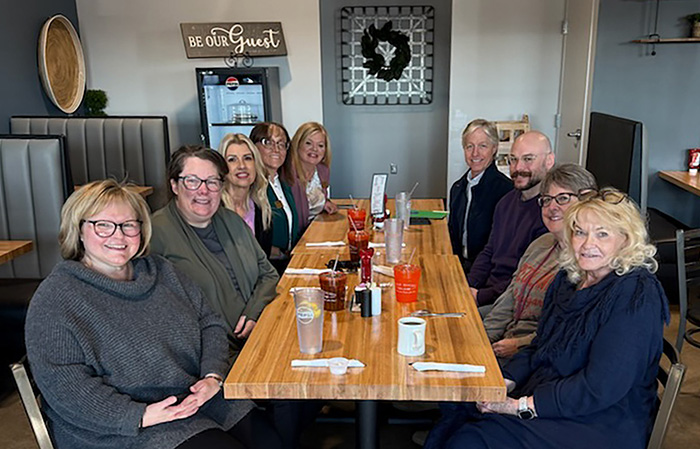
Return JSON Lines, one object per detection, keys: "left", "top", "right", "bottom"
{"left": 234, "top": 315, "right": 256, "bottom": 339}
{"left": 492, "top": 338, "right": 519, "bottom": 358}
{"left": 323, "top": 200, "right": 338, "bottom": 214}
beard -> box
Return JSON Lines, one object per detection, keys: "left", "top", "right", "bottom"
{"left": 511, "top": 170, "right": 544, "bottom": 191}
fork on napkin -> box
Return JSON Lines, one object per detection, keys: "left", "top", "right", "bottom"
{"left": 305, "top": 241, "right": 346, "bottom": 247}
{"left": 291, "top": 359, "right": 365, "bottom": 368}
{"left": 410, "top": 362, "right": 485, "bottom": 373}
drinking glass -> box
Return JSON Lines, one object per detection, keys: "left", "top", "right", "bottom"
{"left": 293, "top": 288, "right": 324, "bottom": 354}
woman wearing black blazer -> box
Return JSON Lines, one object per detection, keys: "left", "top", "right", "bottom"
{"left": 449, "top": 119, "right": 513, "bottom": 272}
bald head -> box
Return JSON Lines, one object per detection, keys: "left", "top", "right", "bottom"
{"left": 509, "top": 131, "right": 555, "bottom": 197}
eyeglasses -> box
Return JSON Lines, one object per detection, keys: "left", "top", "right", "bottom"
{"left": 178, "top": 175, "right": 223, "bottom": 192}
{"left": 81, "top": 220, "right": 142, "bottom": 238}
{"left": 260, "top": 138, "right": 289, "bottom": 151}
{"left": 577, "top": 188, "right": 628, "bottom": 204}
{"left": 537, "top": 192, "right": 577, "bottom": 208}
{"left": 507, "top": 154, "right": 544, "bottom": 166}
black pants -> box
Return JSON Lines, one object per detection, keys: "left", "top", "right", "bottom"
{"left": 176, "top": 408, "right": 282, "bottom": 449}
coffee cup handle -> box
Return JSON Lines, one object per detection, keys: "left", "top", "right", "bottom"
{"left": 413, "top": 331, "right": 424, "bottom": 350}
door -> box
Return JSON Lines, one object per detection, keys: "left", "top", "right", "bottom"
{"left": 554, "top": 0, "right": 600, "bottom": 164}
{"left": 319, "top": 0, "right": 452, "bottom": 199}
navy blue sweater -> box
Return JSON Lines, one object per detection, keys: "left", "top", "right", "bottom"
{"left": 503, "top": 269, "right": 669, "bottom": 449}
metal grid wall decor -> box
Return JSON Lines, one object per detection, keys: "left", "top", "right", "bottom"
{"left": 340, "top": 6, "right": 434, "bottom": 105}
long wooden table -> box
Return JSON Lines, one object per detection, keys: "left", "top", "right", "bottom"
{"left": 658, "top": 170, "right": 700, "bottom": 197}
{"left": 294, "top": 198, "right": 452, "bottom": 256}
{"left": 225, "top": 199, "right": 504, "bottom": 449}
{"left": 0, "top": 240, "right": 33, "bottom": 265}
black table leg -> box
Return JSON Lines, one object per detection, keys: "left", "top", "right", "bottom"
{"left": 356, "top": 400, "right": 379, "bottom": 449}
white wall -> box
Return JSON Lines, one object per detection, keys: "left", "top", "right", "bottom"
{"left": 75, "top": 0, "right": 322, "bottom": 148}
{"left": 446, "top": 0, "right": 565, "bottom": 190}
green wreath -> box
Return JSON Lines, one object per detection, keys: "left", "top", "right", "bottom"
{"left": 361, "top": 21, "right": 411, "bottom": 82}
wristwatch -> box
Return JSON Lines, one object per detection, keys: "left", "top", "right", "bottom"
{"left": 517, "top": 396, "right": 536, "bottom": 420}
{"left": 204, "top": 373, "right": 224, "bottom": 388}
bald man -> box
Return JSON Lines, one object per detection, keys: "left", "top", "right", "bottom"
{"left": 467, "top": 131, "right": 555, "bottom": 310}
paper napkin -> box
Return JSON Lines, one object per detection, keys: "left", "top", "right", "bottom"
{"left": 305, "top": 241, "right": 346, "bottom": 247}
{"left": 411, "top": 362, "right": 486, "bottom": 373}
{"left": 291, "top": 359, "right": 365, "bottom": 368}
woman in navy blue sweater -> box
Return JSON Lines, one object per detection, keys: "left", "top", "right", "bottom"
{"left": 426, "top": 188, "right": 669, "bottom": 449}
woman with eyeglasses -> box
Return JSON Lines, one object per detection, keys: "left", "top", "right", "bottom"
{"left": 250, "top": 122, "right": 300, "bottom": 272}
{"left": 482, "top": 164, "right": 597, "bottom": 364}
{"left": 217, "top": 133, "right": 273, "bottom": 257}
{"left": 151, "top": 145, "right": 278, "bottom": 355}
{"left": 25, "top": 179, "right": 281, "bottom": 449}
{"left": 426, "top": 187, "right": 669, "bottom": 449}
{"left": 448, "top": 119, "right": 513, "bottom": 272}
{"left": 282, "top": 122, "right": 338, "bottom": 232}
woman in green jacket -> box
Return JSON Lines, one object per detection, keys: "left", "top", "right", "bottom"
{"left": 250, "top": 122, "right": 300, "bottom": 273}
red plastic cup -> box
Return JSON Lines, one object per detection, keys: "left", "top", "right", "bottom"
{"left": 348, "top": 230, "right": 369, "bottom": 262}
{"left": 319, "top": 271, "right": 347, "bottom": 311}
{"left": 394, "top": 264, "right": 421, "bottom": 303}
{"left": 348, "top": 208, "right": 367, "bottom": 231}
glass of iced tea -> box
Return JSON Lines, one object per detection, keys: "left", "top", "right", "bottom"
{"left": 319, "top": 271, "right": 348, "bottom": 311}
{"left": 348, "top": 208, "right": 367, "bottom": 231}
{"left": 348, "top": 230, "right": 369, "bottom": 262}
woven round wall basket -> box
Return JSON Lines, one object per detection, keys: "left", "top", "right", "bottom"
{"left": 38, "top": 14, "right": 86, "bottom": 114}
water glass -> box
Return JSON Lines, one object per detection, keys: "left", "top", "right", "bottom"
{"left": 292, "top": 288, "right": 324, "bottom": 354}
{"left": 395, "top": 191, "right": 411, "bottom": 230}
{"left": 384, "top": 218, "right": 404, "bottom": 264}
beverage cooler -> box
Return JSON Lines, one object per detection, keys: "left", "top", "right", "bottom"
{"left": 196, "top": 67, "right": 282, "bottom": 149}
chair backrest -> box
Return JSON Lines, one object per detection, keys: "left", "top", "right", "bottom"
{"left": 10, "top": 116, "right": 170, "bottom": 211}
{"left": 0, "top": 136, "right": 70, "bottom": 279}
{"left": 675, "top": 228, "right": 700, "bottom": 352}
{"left": 493, "top": 114, "right": 530, "bottom": 175}
{"left": 10, "top": 357, "right": 55, "bottom": 449}
{"left": 647, "top": 338, "right": 686, "bottom": 449}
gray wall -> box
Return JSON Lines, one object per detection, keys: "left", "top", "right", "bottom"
{"left": 320, "top": 0, "right": 452, "bottom": 199}
{"left": 592, "top": 0, "right": 700, "bottom": 227}
{"left": 0, "top": 0, "right": 81, "bottom": 133}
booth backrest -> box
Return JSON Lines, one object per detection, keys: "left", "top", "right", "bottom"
{"left": 11, "top": 116, "right": 170, "bottom": 210}
{"left": 0, "top": 136, "right": 70, "bottom": 279}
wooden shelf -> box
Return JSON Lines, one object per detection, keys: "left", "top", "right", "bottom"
{"left": 632, "top": 37, "right": 700, "bottom": 43}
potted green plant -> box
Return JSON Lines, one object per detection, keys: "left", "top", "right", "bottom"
{"left": 685, "top": 13, "right": 700, "bottom": 38}
{"left": 84, "top": 89, "right": 108, "bottom": 116}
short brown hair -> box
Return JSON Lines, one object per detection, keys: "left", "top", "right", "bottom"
{"left": 250, "top": 122, "right": 290, "bottom": 145}
{"left": 167, "top": 145, "right": 228, "bottom": 199}
{"left": 540, "top": 164, "right": 598, "bottom": 196}
{"left": 59, "top": 179, "right": 152, "bottom": 261}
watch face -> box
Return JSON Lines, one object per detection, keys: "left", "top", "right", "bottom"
{"left": 517, "top": 409, "right": 535, "bottom": 420}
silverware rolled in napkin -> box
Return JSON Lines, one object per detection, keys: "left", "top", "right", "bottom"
{"left": 410, "top": 362, "right": 485, "bottom": 373}
{"left": 306, "top": 241, "right": 346, "bottom": 247}
{"left": 291, "top": 358, "right": 365, "bottom": 368}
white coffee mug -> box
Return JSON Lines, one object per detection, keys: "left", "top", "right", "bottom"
{"left": 397, "top": 317, "right": 426, "bottom": 356}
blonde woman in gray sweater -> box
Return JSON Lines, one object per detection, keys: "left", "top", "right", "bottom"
{"left": 25, "top": 180, "right": 280, "bottom": 449}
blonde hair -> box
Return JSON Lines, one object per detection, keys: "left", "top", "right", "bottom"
{"left": 59, "top": 179, "right": 152, "bottom": 261}
{"left": 461, "top": 118, "right": 499, "bottom": 149}
{"left": 217, "top": 133, "right": 271, "bottom": 230}
{"left": 559, "top": 189, "right": 657, "bottom": 284}
{"left": 283, "top": 122, "right": 332, "bottom": 187}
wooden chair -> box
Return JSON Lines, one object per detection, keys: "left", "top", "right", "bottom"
{"left": 647, "top": 338, "right": 685, "bottom": 449}
{"left": 675, "top": 228, "right": 700, "bottom": 353}
{"left": 493, "top": 114, "right": 530, "bottom": 174}
{"left": 10, "top": 357, "right": 55, "bottom": 449}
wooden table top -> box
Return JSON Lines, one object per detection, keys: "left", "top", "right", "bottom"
{"left": 0, "top": 240, "right": 33, "bottom": 265}
{"left": 658, "top": 170, "right": 700, "bottom": 197}
{"left": 293, "top": 198, "right": 451, "bottom": 257}
{"left": 224, "top": 253, "right": 505, "bottom": 402}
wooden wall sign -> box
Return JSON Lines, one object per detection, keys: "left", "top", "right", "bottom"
{"left": 180, "top": 22, "right": 287, "bottom": 58}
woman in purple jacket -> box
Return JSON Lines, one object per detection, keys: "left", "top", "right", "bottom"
{"left": 282, "top": 122, "right": 338, "bottom": 232}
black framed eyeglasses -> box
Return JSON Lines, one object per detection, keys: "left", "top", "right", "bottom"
{"left": 81, "top": 220, "right": 142, "bottom": 238}
{"left": 577, "top": 188, "right": 628, "bottom": 204}
{"left": 260, "top": 138, "right": 289, "bottom": 151}
{"left": 537, "top": 192, "right": 577, "bottom": 208}
{"left": 178, "top": 175, "right": 223, "bottom": 192}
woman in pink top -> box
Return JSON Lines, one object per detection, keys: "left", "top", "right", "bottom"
{"left": 218, "top": 134, "right": 272, "bottom": 255}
